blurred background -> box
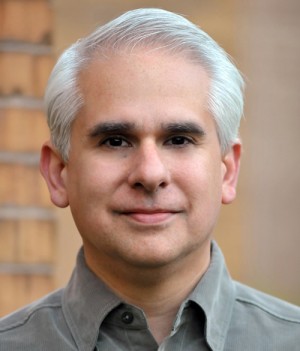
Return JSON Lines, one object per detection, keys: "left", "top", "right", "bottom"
{"left": 0, "top": 0, "right": 299, "bottom": 316}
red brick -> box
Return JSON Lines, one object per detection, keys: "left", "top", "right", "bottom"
{"left": 0, "top": 108, "right": 50, "bottom": 152}
{"left": 0, "top": 52, "right": 54, "bottom": 97}
{"left": 0, "top": 274, "right": 54, "bottom": 316}
{"left": 0, "top": 0, "right": 53, "bottom": 43}
{"left": 0, "top": 221, "right": 16, "bottom": 262}
{"left": 18, "top": 220, "right": 55, "bottom": 263}
{"left": 34, "top": 54, "right": 54, "bottom": 96}
{"left": 0, "top": 164, "right": 52, "bottom": 207}
{"left": 0, "top": 220, "right": 55, "bottom": 263}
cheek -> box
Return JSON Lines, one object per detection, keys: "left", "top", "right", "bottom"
{"left": 179, "top": 155, "right": 222, "bottom": 186}
{"left": 177, "top": 158, "right": 224, "bottom": 206}
{"left": 68, "top": 158, "right": 130, "bottom": 209}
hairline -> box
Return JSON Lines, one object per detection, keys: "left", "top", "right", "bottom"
{"left": 45, "top": 9, "right": 244, "bottom": 162}
{"left": 59, "top": 47, "right": 227, "bottom": 162}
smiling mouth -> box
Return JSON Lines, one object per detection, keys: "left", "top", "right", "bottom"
{"left": 119, "top": 210, "right": 180, "bottom": 225}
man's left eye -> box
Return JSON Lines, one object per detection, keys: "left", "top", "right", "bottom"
{"left": 165, "top": 136, "right": 192, "bottom": 146}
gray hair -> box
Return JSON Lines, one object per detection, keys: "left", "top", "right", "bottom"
{"left": 45, "top": 8, "right": 244, "bottom": 161}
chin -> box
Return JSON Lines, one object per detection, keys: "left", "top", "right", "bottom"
{"left": 120, "top": 245, "right": 194, "bottom": 271}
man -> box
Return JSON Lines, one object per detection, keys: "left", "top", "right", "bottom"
{"left": 0, "top": 8, "right": 299, "bottom": 350}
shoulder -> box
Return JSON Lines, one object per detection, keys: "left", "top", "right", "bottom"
{"left": 234, "top": 281, "right": 300, "bottom": 323}
{"left": 0, "top": 289, "right": 72, "bottom": 350}
{"left": 226, "top": 281, "right": 300, "bottom": 350}
{"left": 0, "top": 289, "right": 63, "bottom": 331}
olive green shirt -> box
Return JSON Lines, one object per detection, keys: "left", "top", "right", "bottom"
{"left": 1, "top": 242, "right": 300, "bottom": 350}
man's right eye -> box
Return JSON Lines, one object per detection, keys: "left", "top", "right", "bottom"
{"left": 101, "top": 136, "right": 131, "bottom": 148}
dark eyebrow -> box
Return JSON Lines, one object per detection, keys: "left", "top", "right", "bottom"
{"left": 87, "top": 121, "right": 206, "bottom": 138}
{"left": 162, "top": 122, "right": 206, "bottom": 137}
{"left": 88, "top": 122, "right": 135, "bottom": 138}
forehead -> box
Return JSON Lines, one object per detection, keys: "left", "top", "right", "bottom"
{"left": 80, "top": 48, "right": 209, "bottom": 92}
{"left": 75, "top": 49, "right": 214, "bottom": 133}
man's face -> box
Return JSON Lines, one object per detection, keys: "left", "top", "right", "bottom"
{"left": 42, "top": 50, "right": 240, "bottom": 272}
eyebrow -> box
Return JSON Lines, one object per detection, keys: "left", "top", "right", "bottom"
{"left": 87, "top": 121, "right": 206, "bottom": 138}
{"left": 88, "top": 122, "right": 135, "bottom": 138}
{"left": 162, "top": 122, "right": 206, "bottom": 137}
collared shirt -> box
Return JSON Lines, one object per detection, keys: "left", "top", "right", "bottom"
{"left": 0, "top": 241, "right": 300, "bottom": 350}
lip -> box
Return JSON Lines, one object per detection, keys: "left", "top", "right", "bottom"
{"left": 118, "top": 209, "right": 180, "bottom": 225}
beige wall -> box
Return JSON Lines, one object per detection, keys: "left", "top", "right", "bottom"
{"left": 236, "top": 0, "right": 300, "bottom": 303}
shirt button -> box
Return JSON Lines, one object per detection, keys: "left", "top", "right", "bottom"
{"left": 121, "top": 311, "right": 134, "bottom": 324}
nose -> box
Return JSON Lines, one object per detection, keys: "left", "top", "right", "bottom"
{"left": 128, "top": 142, "right": 170, "bottom": 193}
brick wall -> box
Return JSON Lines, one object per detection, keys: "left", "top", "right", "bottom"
{"left": 0, "top": 0, "right": 55, "bottom": 316}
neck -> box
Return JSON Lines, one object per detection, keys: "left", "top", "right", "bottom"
{"left": 84, "top": 240, "right": 211, "bottom": 344}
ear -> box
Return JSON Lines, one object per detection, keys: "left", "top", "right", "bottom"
{"left": 40, "top": 141, "right": 69, "bottom": 208}
{"left": 221, "top": 142, "right": 241, "bottom": 204}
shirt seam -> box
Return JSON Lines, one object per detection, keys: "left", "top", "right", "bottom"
{"left": 0, "top": 303, "right": 62, "bottom": 333}
{"left": 236, "top": 297, "right": 300, "bottom": 324}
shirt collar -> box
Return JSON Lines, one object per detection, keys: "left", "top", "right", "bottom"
{"left": 189, "top": 241, "right": 236, "bottom": 351}
{"left": 62, "top": 248, "right": 122, "bottom": 351}
{"left": 62, "top": 241, "right": 235, "bottom": 351}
